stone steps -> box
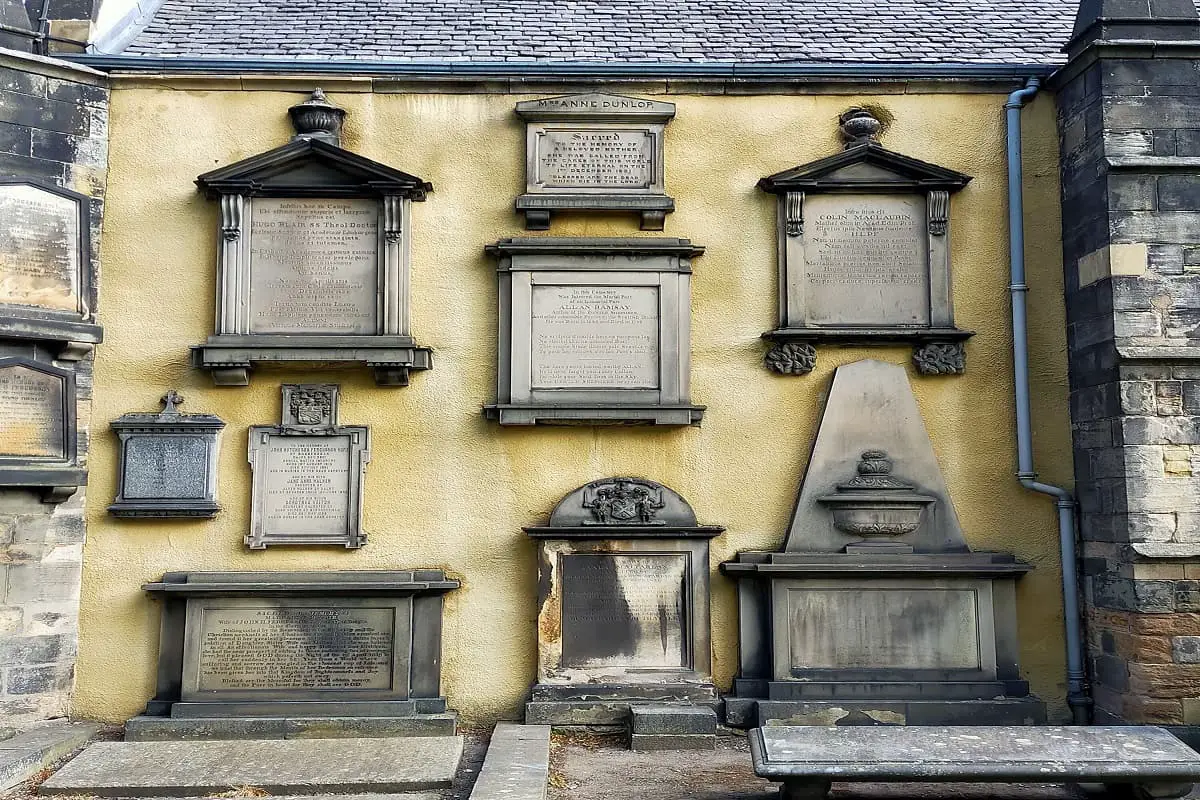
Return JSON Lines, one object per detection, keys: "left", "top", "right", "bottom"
{"left": 629, "top": 705, "right": 716, "bottom": 752}
{"left": 39, "top": 736, "right": 464, "bottom": 797}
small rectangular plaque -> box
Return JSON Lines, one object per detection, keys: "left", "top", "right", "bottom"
{"left": 249, "top": 198, "right": 380, "bottom": 335}
{"left": 261, "top": 435, "right": 352, "bottom": 538}
{"left": 804, "top": 194, "right": 930, "bottom": 327}
{"left": 561, "top": 553, "right": 687, "bottom": 669}
{"left": 531, "top": 285, "right": 660, "bottom": 389}
{"left": 124, "top": 437, "right": 209, "bottom": 500}
{"left": 0, "top": 184, "right": 80, "bottom": 314}
{"left": 0, "top": 364, "right": 65, "bottom": 460}
{"left": 535, "top": 130, "right": 654, "bottom": 190}
{"left": 194, "top": 603, "right": 396, "bottom": 692}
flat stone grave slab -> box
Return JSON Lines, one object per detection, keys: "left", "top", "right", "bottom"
{"left": 752, "top": 726, "right": 1200, "bottom": 799}
{"left": 468, "top": 723, "right": 549, "bottom": 800}
{"left": 39, "top": 736, "right": 464, "bottom": 797}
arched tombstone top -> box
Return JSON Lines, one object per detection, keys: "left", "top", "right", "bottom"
{"left": 530, "top": 477, "right": 724, "bottom": 539}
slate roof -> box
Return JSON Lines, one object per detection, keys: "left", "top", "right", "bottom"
{"left": 117, "top": 0, "right": 1084, "bottom": 64}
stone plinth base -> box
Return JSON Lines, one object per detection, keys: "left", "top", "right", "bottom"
{"left": 124, "top": 712, "right": 457, "bottom": 741}
{"left": 525, "top": 683, "right": 717, "bottom": 727}
{"left": 727, "top": 696, "right": 1046, "bottom": 728}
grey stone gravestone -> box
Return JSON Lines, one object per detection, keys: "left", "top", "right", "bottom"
{"left": 108, "top": 390, "right": 225, "bottom": 518}
{"left": 722, "top": 360, "right": 1045, "bottom": 727}
{"left": 757, "top": 109, "right": 973, "bottom": 376}
{"left": 130, "top": 570, "right": 460, "bottom": 739}
{"left": 0, "top": 179, "right": 102, "bottom": 360}
{"left": 191, "top": 90, "right": 433, "bottom": 387}
{"left": 246, "top": 384, "right": 369, "bottom": 549}
{"left": 484, "top": 238, "right": 705, "bottom": 425}
{"left": 0, "top": 355, "right": 83, "bottom": 502}
{"left": 515, "top": 93, "right": 676, "bottom": 231}
{"left": 525, "top": 477, "right": 724, "bottom": 727}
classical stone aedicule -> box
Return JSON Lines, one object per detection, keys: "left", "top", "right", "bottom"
{"left": 190, "top": 89, "right": 433, "bottom": 387}
{"left": 758, "top": 108, "right": 974, "bottom": 376}
{"left": 246, "top": 384, "right": 370, "bottom": 549}
{"left": 0, "top": 355, "right": 83, "bottom": 502}
{"left": 484, "top": 237, "right": 705, "bottom": 426}
{"left": 108, "top": 390, "right": 226, "bottom": 518}
{"left": 515, "top": 93, "right": 676, "bottom": 231}
{"left": 524, "top": 478, "right": 724, "bottom": 726}
{"left": 0, "top": 179, "right": 102, "bottom": 360}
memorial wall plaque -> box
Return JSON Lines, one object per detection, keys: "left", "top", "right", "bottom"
{"left": 0, "top": 356, "right": 81, "bottom": 502}
{"left": 524, "top": 478, "right": 724, "bottom": 725}
{"left": 140, "top": 570, "right": 461, "bottom": 724}
{"left": 109, "top": 390, "right": 225, "bottom": 518}
{"left": 192, "top": 89, "right": 433, "bottom": 387}
{"left": 0, "top": 180, "right": 101, "bottom": 360}
{"left": 247, "top": 384, "right": 369, "bottom": 549}
{"left": 757, "top": 108, "right": 974, "bottom": 376}
{"left": 485, "top": 238, "right": 703, "bottom": 426}
{"left": 515, "top": 93, "right": 676, "bottom": 230}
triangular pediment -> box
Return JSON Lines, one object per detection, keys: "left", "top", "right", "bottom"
{"left": 196, "top": 138, "right": 432, "bottom": 200}
{"left": 759, "top": 142, "right": 971, "bottom": 195}
{"left": 515, "top": 92, "right": 675, "bottom": 122}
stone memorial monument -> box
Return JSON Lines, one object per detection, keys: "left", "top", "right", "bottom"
{"left": 758, "top": 109, "right": 973, "bottom": 376}
{"left": 515, "top": 93, "right": 676, "bottom": 230}
{"left": 722, "top": 360, "right": 1045, "bottom": 727}
{"left": 191, "top": 89, "right": 433, "bottom": 386}
{"left": 0, "top": 355, "right": 83, "bottom": 502}
{"left": 108, "top": 390, "right": 225, "bottom": 518}
{"left": 484, "top": 238, "right": 705, "bottom": 425}
{"left": 0, "top": 178, "right": 102, "bottom": 360}
{"left": 524, "top": 477, "right": 724, "bottom": 727}
{"left": 247, "top": 384, "right": 369, "bottom": 549}
{"left": 129, "top": 570, "right": 460, "bottom": 739}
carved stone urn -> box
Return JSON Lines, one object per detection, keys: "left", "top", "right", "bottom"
{"left": 816, "top": 450, "right": 935, "bottom": 551}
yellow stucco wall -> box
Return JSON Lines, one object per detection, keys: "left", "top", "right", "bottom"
{"left": 73, "top": 81, "right": 1073, "bottom": 725}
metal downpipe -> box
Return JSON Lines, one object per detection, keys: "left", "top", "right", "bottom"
{"left": 1006, "top": 77, "right": 1092, "bottom": 724}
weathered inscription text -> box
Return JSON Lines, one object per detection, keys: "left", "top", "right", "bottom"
{"left": 561, "top": 553, "right": 686, "bottom": 669}
{"left": 249, "top": 198, "right": 379, "bottom": 335}
{"left": 804, "top": 194, "right": 930, "bottom": 326}
{"left": 0, "top": 365, "right": 65, "bottom": 459}
{"left": 531, "top": 285, "right": 659, "bottom": 389}
{"left": 261, "top": 435, "right": 351, "bottom": 538}
{"left": 196, "top": 605, "right": 395, "bottom": 691}
{"left": 536, "top": 130, "right": 653, "bottom": 189}
{"left": 124, "top": 437, "right": 208, "bottom": 499}
{"left": 0, "top": 185, "right": 80, "bottom": 313}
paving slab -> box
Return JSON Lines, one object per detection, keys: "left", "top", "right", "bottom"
{"left": 39, "top": 736, "right": 464, "bottom": 797}
{"left": 469, "top": 724, "right": 549, "bottom": 800}
{"left": 0, "top": 722, "right": 101, "bottom": 793}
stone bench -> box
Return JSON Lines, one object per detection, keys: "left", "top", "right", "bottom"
{"left": 750, "top": 726, "right": 1200, "bottom": 800}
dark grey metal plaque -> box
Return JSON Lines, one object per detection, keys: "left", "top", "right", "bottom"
{"left": 109, "top": 391, "right": 225, "bottom": 518}
{"left": 561, "top": 553, "right": 688, "bottom": 670}
{"left": 247, "top": 384, "right": 369, "bottom": 549}
{"left": 192, "top": 602, "right": 397, "bottom": 692}
{"left": 0, "top": 362, "right": 65, "bottom": 459}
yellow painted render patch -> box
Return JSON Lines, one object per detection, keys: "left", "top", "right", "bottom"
{"left": 74, "top": 87, "right": 1073, "bottom": 725}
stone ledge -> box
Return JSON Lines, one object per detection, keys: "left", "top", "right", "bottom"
{"left": 469, "top": 724, "right": 549, "bottom": 800}
{"left": 629, "top": 733, "right": 715, "bottom": 751}
{"left": 0, "top": 721, "right": 101, "bottom": 793}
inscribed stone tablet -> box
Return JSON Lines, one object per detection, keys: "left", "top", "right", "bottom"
{"left": 0, "top": 365, "right": 65, "bottom": 459}
{"left": 249, "top": 198, "right": 379, "bottom": 335}
{"left": 261, "top": 435, "right": 351, "bottom": 539}
{"left": 531, "top": 285, "right": 659, "bottom": 389}
{"left": 561, "top": 553, "right": 686, "bottom": 669}
{"left": 195, "top": 603, "right": 395, "bottom": 691}
{"left": 786, "top": 587, "right": 979, "bottom": 670}
{"left": 0, "top": 184, "right": 80, "bottom": 313}
{"left": 535, "top": 130, "right": 654, "bottom": 190}
{"left": 804, "top": 194, "right": 930, "bottom": 327}
{"left": 124, "top": 437, "right": 209, "bottom": 499}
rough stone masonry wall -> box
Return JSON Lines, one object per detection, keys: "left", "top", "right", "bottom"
{"left": 0, "top": 49, "right": 107, "bottom": 729}
{"left": 1058, "top": 42, "right": 1200, "bottom": 731}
